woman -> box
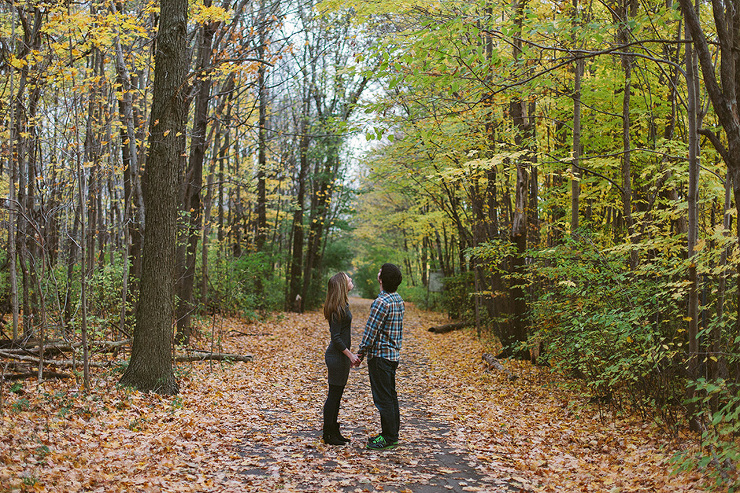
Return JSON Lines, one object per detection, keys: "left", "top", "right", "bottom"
{"left": 322, "top": 272, "right": 360, "bottom": 445}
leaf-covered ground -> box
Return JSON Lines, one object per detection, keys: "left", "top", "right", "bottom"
{"left": 0, "top": 298, "right": 725, "bottom": 492}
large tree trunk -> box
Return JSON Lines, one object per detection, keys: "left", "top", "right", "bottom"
{"left": 680, "top": 0, "right": 740, "bottom": 308}
{"left": 508, "top": 149, "right": 529, "bottom": 355}
{"left": 678, "top": 0, "right": 740, "bottom": 429}
{"left": 120, "top": 0, "right": 189, "bottom": 395}
{"left": 500, "top": 0, "right": 531, "bottom": 358}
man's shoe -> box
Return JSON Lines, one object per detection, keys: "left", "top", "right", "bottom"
{"left": 366, "top": 435, "right": 397, "bottom": 450}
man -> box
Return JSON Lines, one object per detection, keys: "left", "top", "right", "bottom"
{"left": 357, "top": 263, "right": 405, "bottom": 450}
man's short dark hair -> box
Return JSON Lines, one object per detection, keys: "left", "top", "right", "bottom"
{"left": 380, "top": 263, "right": 403, "bottom": 293}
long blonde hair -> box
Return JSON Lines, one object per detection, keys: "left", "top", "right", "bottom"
{"left": 324, "top": 272, "right": 350, "bottom": 321}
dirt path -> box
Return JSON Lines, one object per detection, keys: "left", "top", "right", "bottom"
{"left": 236, "top": 297, "right": 526, "bottom": 492}
{"left": 1, "top": 298, "right": 712, "bottom": 492}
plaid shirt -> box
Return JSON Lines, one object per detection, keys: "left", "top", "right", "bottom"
{"left": 358, "top": 291, "right": 405, "bottom": 362}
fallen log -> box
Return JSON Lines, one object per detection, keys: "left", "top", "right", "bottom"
{"left": 0, "top": 351, "right": 111, "bottom": 368}
{"left": 482, "top": 352, "right": 518, "bottom": 381}
{"left": 1, "top": 349, "right": 253, "bottom": 367}
{"left": 229, "top": 330, "right": 271, "bottom": 337}
{"left": 428, "top": 322, "right": 468, "bottom": 334}
{"left": 175, "top": 351, "right": 253, "bottom": 363}
{"left": 0, "top": 339, "right": 131, "bottom": 358}
{"left": 2, "top": 371, "right": 73, "bottom": 381}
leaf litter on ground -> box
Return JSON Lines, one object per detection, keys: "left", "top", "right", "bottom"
{"left": 0, "top": 298, "right": 730, "bottom": 492}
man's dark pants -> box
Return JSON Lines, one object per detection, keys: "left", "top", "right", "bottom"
{"left": 368, "top": 356, "right": 400, "bottom": 443}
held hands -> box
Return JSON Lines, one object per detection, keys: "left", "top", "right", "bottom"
{"left": 348, "top": 352, "right": 361, "bottom": 368}
{"left": 354, "top": 351, "right": 365, "bottom": 368}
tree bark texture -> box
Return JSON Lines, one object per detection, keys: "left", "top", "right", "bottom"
{"left": 502, "top": 0, "right": 531, "bottom": 357}
{"left": 119, "top": 0, "right": 189, "bottom": 395}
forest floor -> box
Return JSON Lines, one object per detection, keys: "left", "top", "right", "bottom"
{"left": 0, "top": 298, "right": 728, "bottom": 492}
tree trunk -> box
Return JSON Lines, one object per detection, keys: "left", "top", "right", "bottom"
{"left": 301, "top": 155, "right": 332, "bottom": 304}
{"left": 120, "top": 0, "right": 189, "bottom": 395}
{"left": 201, "top": 169, "right": 215, "bottom": 310}
{"left": 287, "top": 110, "right": 310, "bottom": 311}
{"left": 615, "top": 0, "right": 638, "bottom": 269}
{"left": 113, "top": 12, "right": 145, "bottom": 312}
{"left": 175, "top": 10, "right": 217, "bottom": 345}
{"left": 501, "top": 0, "right": 531, "bottom": 358}
{"left": 571, "top": 55, "right": 583, "bottom": 233}
{"left": 77, "top": 117, "right": 91, "bottom": 392}
{"left": 255, "top": 9, "right": 269, "bottom": 251}
{"left": 678, "top": 0, "right": 740, "bottom": 368}
{"left": 7, "top": 6, "right": 19, "bottom": 340}
{"left": 684, "top": 5, "right": 702, "bottom": 431}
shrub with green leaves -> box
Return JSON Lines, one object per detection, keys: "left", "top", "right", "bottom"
{"left": 527, "top": 234, "right": 688, "bottom": 422}
{"left": 205, "top": 249, "right": 282, "bottom": 315}
{"left": 439, "top": 272, "right": 476, "bottom": 321}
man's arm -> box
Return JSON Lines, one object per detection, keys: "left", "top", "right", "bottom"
{"left": 358, "top": 299, "right": 387, "bottom": 357}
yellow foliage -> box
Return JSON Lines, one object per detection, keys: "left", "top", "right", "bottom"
{"left": 191, "top": 4, "right": 232, "bottom": 24}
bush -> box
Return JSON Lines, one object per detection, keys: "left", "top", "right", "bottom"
{"left": 439, "top": 272, "right": 475, "bottom": 321}
{"left": 204, "top": 249, "right": 282, "bottom": 316}
{"left": 527, "top": 234, "right": 687, "bottom": 425}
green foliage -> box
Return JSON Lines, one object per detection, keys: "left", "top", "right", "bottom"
{"left": 323, "top": 236, "right": 354, "bottom": 274}
{"left": 351, "top": 235, "right": 404, "bottom": 299}
{"left": 440, "top": 272, "right": 476, "bottom": 321}
{"left": 41, "top": 253, "right": 136, "bottom": 341}
{"left": 673, "top": 377, "right": 740, "bottom": 491}
{"left": 528, "top": 234, "right": 688, "bottom": 424}
{"left": 353, "top": 260, "right": 381, "bottom": 299}
{"left": 528, "top": 228, "right": 740, "bottom": 487}
{"left": 11, "top": 398, "right": 31, "bottom": 413}
{"left": 21, "top": 475, "right": 37, "bottom": 487}
{"left": 205, "top": 248, "right": 282, "bottom": 315}
{"left": 310, "top": 235, "right": 356, "bottom": 308}
{"left": 396, "top": 284, "right": 440, "bottom": 309}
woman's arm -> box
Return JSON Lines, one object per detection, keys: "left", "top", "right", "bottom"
{"left": 342, "top": 348, "right": 360, "bottom": 367}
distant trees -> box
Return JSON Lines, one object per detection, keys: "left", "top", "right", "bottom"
{"left": 344, "top": 0, "right": 738, "bottom": 483}
{"left": 0, "top": 0, "right": 372, "bottom": 392}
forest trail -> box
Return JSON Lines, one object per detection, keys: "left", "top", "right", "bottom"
{"left": 235, "top": 297, "right": 526, "bottom": 492}
{"left": 1, "top": 299, "right": 711, "bottom": 492}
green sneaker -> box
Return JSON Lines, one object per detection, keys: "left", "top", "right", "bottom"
{"left": 366, "top": 435, "right": 397, "bottom": 450}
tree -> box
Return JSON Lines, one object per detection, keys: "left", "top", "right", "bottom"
{"left": 120, "top": 0, "right": 190, "bottom": 395}
{"left": 677, "top": 0, "right": 740, "bottom": 335}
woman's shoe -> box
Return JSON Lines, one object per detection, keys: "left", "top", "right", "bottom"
{"left": 335, "top": 423, "right": 350, "bottom": 443}
{"left": 322, "top": 425, "right": 346, "bottom": 446}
